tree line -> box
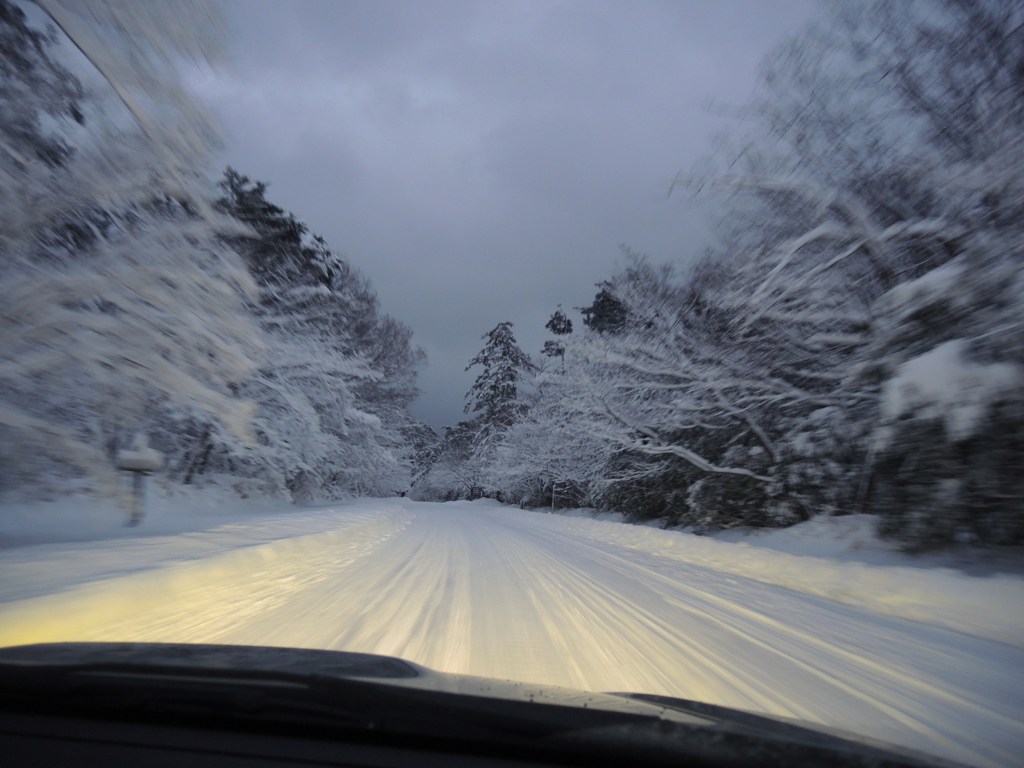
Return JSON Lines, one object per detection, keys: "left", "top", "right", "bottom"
{"left": 415, "top": 0, "right": 1024, "bottom": 550}
{"left": 0, "top": 0, "right": 428, "bottom": 513}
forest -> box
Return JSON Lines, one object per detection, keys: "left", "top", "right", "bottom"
{"left": 415, "top": 0, "right": 1024, "bottom": 550}
{"left": 0, "top": 0, "right": 429, "bottom": 506}
{"left": 2, "top": 0, "right": 1023, "bottom": 550}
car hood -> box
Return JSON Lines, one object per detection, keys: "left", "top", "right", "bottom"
{"left": 0, "top": 642, "right": 965, "bottom": 768}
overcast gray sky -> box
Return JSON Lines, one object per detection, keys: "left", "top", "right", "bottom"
{"left": 199, "top": 0, "right": 818, "bottom": 431}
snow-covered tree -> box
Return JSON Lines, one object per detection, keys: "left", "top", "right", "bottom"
{"left": 0, "top": 1, "right": 264, "bottom": 506}
{"left": 576, "top": 287, "right": 627, "bottom": 334}
{"left": 566, "top": 259, "right": 789, "bottom": 525}
{"left": 862, "top": 253, "right": 1024, "bottom": 548}
{"left": 208, "top": 168, "right": 424, "bottom": 499}
{"left": 541, "top": 306, "right": 573, "bottom": 368}
{"left": 1, "top": 1, "right": 429, "bottom": 511}
{"left": 714, "top": 0, "right": 1024, "bottom": 545}
{"left": 415, "top": 322, "right": 542, "bottom": 501}
{"left": 34, "top": 0, "right": 226, "bottom": 209}
{"left": 410, "top": 419, "right": 491, "bottom": 501}
{"left": 464, "top": 322, "right": 535, "bottom": 432}
{"left": 545, "top": 307, "right": 573, "bottom": 336}
{"left": 472, "top": 0, "right": 1024, "bottom": 547}
{"left": 0, "top": 0, "right": 82, "bottom": 173}
{"left": 484, "top": 354, "right": 616, "bottom": 509}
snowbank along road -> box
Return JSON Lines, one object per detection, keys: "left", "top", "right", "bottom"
{"left": 1, "top": 499, "right": 1023, "bottom": 768}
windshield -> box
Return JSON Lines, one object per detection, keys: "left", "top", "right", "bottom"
{"left": 1, "top": 2, "right": 1023, "bottom": 768}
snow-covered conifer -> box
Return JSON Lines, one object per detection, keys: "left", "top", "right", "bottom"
{"left": 464, "top": 322, "right": 535, "bottom": 431}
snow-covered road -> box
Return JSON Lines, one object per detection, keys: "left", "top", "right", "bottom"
{"left": 1, "top": 499, "right": 1023, "bottom": 768}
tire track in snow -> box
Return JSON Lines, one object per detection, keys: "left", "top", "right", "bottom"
{"left": 484, "top": 508, "right": 1024, "bottom": 768}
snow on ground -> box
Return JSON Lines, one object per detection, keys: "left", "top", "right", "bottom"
{"left": 0, "top": 478, "right": 416, "bottom": 606}
{"left": 708, "top": 513, "right": 945, "bottom": 563}
{"left": 0, "top": 476, "right": 306, "bottom": 549}
{"left": 562, "top": 507, "right": 1024, "bottom": 574}
{"left": 707, "top": 513, "right": 1024, "bottom": 575}
{"left": 536, "top": 509, "right": 1024, "bottom": 648}
{"left": 0, "top": 497, "right": 1022, "bottom": 768}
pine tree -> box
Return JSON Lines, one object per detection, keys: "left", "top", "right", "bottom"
{"left": 465, "top": 322, "right": 535, "bottom": 430}
{"left": 215, "top": 168, "right": 311, "bottom": 286}
{"left": 541, "top": 306, "right": 573, "bottom": 367}
{"left": 545, "top": 307, "right": 573, "bottom": 336}
{"left": 577, "top": 288, "right": 627, "bottom": 333}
